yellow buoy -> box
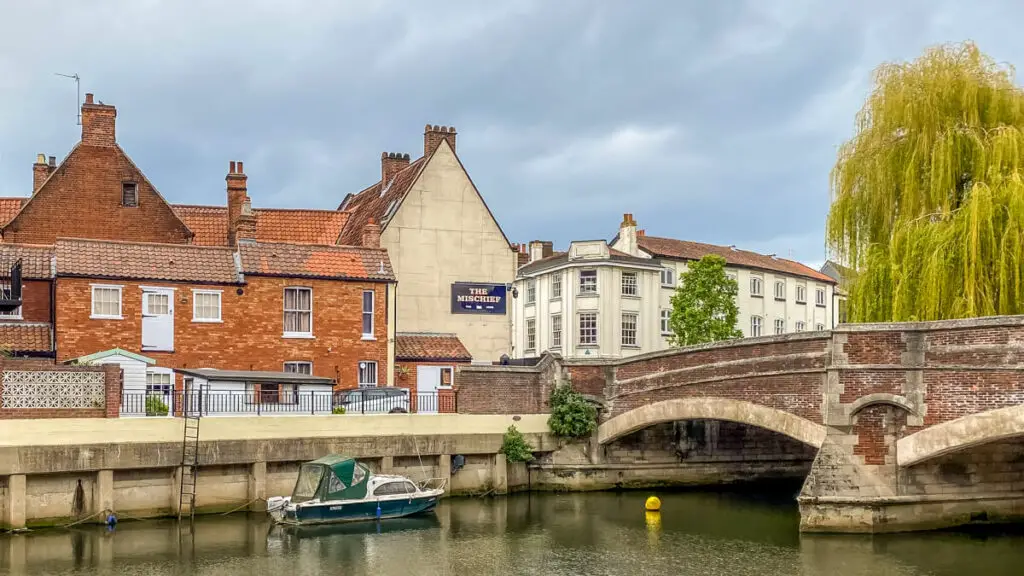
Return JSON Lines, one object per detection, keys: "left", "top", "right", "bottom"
{"left": 645, "top": 495, "right": 661, "bottom": 512}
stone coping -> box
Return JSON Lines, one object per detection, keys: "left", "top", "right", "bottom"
{"left": 798, "top": 492, "right": 1024, "bottom": 505}
{"left": 835, "top": 314, "right": 1024, "bottom": 333}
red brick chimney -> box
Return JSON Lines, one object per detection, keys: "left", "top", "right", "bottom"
{"left": 424, "top": 125, "right": 456, "bottom": 156}
{"left": 235, "top": 199, "right": 257, "bottom": 243}
{"left": 381, "top": 152, "right": 410, "bottom": 183}
{"left": 226, "top": 161, "right": 250, "bottom": 246}
{"left": 81, "top": 93, "right": 117, "bottom": 147}
{"left": 362, "top": 218, "right": 382, "bottom": 248}
{"left": 32, "top": 154, "right": 48, "bottom": 194}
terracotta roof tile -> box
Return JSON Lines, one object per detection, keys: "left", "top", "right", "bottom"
{"left": 637, "top": 236, "right": 835, "bottom": 283}
{"left": 0, "top": 198, "right": 27, "bottom": 227}
{"left": 336, "top": 158, "right": 427, "bottom": 245}
{"left": 238, "top": 242, "right": 395, "bottom": 281}
{"left": 0, "top": 322, "right": 52, "bottom": 353}
{"left": 55, "top": 238, "right": 240, "bottom": 284}
{"left": 173, "top": 205, "right": 351, "bottom": 246}
{"left": 395, "top": 332, "right": 472, "bottom": 362}
{"left": 0, "top": 244, "right": 54, "bottom": 279}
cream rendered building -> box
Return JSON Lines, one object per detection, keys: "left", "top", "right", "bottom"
{"left": 511, "top": 240, "right": 663, "bottom": 359}
{"left": 338, "top": 126, "right": 516, "bottom": 371}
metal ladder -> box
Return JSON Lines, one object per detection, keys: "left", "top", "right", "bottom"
{"left": 178, "top": 383, "right": 201, "bottom": 523}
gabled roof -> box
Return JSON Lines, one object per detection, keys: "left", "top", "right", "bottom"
{"left": 238, "top": 242, "right": 395, "bottom": 281}
{"left": 396, "top": 332, "right": 472, "bottom": 362}
{"left": 636, "top": 235, "right": 835, "bottom": 283}
{"left": 337, "top": 157, "right": 427, "bottom": 245}
{"left": 55, "top": 238, "right": 240, "bottom": 284}
{"left": 0, "top": 322, "right": 52, "bottom": 353}
{"left": 173, "top": 205, "right": 351, "bottom": 246}
{"left": 73, "top": 348, "right": 156, "bottom": 365}
{"left": 0, "top": 243, "right": 54, "bottom": 279}
{"left": 0, "top": 198, "right": 27, "bottom": 227}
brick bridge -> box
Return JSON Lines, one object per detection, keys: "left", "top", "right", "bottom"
{"left": 458, "top": 316, "right": 1024, "bottom": 533}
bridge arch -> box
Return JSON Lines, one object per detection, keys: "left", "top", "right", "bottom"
{"left": 848, "top": 393, "right": 917, "bottom": 418}
{"left": 598, "top": 397, "right": 827, "bottom": 447}
{"left": 896, "top": 404, "right": 1024, "bottom": 466}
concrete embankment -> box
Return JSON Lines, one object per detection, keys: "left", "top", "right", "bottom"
{"left": 0, "top": 415, "right": 553, "bottom": 529}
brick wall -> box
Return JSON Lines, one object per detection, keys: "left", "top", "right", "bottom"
{"left": 54, "top": 276, "right": 388, "bottom": 390}
{"left": 15, "top": 280, "right": 52, "bottom": 323}
{"left": 0, "top": 358, "right": 121, "bottom": 419}
{"left": 604, "top": 420, "right": 817, "bottom": 464}
{"left": 3, "top": 144, "right": 192, "bottom": 245}
{"left": 394, "top": 360, "right": 464, "bottom": 413}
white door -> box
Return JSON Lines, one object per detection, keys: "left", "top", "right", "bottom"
{"left": 142, "top": 289, "right": 174, "bottom": 351}
{"left": 416, "top": 366, "right": 441, "bottom": 414}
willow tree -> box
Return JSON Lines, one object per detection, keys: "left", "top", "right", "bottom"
{"left": 827, "top": 41, "right": 1024, "bottom": 322}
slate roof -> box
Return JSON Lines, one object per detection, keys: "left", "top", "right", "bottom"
{"left": 517, "top": 247, "right": 662, "bottom": 276}
{"left": 0, "top": 322, "right": 52, "bottom": 353}
{"left": 0, "top": 243, "right": 54, "bottom": 279}
{"left": 636, "top": 235, "right": 835, "bottom": 283}
{"left": 336, "top": 157, "right": 427, "bottom": 246}
{"left": 55, "top": 238, "right": 240, "bottom": 284}
{"left": 173, "top": 205, "right": 350, "bottom": 246}
{"left": 395, "top": 332, "right": 472, "bottom": 362}
{"left": 238, "top": 242, "right": 395, "bottom": 281}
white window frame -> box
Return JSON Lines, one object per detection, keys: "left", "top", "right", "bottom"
{"left": 621, "top": 312, "right": 638, "bottom": 347}
{"left": 750, "top": 276, "right": 763, "bottom": 297}
{"left": 361, "top": 290, "right": 375, "bottom": 339}
{"left": 551, "top": 274, "right": 562, "bottom": 299}
{"left": 774, "top": 318, "right": 785, "bottom": 335}
{"left": 660, "top": 267, "right": 675, "bottom": 287}
{"left": 283, "top": 286, "right": 313, "bottom": 338}
{"left": 90, "top": 284, "right": 123, "bottom": 320}
{"left": 621, "top": 272, "right": 638, "bottom": 296}
{"left": 578, "top": 270, "right": 598, "bottom": 294}
{"left": 358, "top": 361, "right": 378, "bottom": 388}
{"left": 191, "top": 289, "right": 222, "bottom": 323}
{"left": 774, "top": 280, "right": 786, "bottom": 300}
{"left": 751, "top": 315, "right": 763, "bottom": 337}
{"left": 550, "top": 314, "right": 562, "bottom": 349}
{"left": 525, "top": 318, "right": 536, "bottom": 352}
{"left": 0, "top": 282, "right": 22, "bottom": 319}
{"left": 816, "top": 287, "right": 827, "bottom": 307}
{"left": 284, "top": 361, "right": 313, "bottom": 374}
{"left": 578, "top": 312, "right": 598, "bottom": 346}
{"left": 526, "top": 279, "right": 537, "bottom": 304}
{"left": 796, "top": 285, "right": 807, "bottom": 304}
{"left": 795, "top": 321, "right": 806, "bottom": 332}
{"left": 660, "top": 309, "right": 671, "bottom": 335}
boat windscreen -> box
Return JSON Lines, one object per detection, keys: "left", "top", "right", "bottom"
{"left": 292, "top": 464, "right": 325, "bottom": 503}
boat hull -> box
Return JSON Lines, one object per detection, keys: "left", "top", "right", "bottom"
{"left": 274, "top": 492, "right": 441, "bottom": 526}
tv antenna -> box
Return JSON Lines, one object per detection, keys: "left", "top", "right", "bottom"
{"left": 54, "top": 73, "right": 81, "bottom": 125}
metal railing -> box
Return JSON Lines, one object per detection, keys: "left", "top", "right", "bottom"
{"left": 120, "top": 389, "right": 456, "bottom": 417}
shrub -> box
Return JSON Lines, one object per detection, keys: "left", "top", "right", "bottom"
{"left": 547, "top": 385, "right": 597, "bottom": 438}
{"left": 145, "top": 395, "right": 169, "bottom": 417}
{"left": 500, "top": 425, "right": 534, "bottom": 463}
{"left": 332, "top": 406, "right": 346, "bottom": 415}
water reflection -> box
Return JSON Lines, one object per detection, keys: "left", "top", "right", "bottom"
{"left": 1, "top": 486, "right": 1022, "bottom": 575}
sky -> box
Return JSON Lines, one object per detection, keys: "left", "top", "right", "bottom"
{"left": 1, "top": 1, "right": 1021, "bottom": 269}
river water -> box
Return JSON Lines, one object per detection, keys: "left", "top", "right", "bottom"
{"left": 3, "top": 485, "right": 1023, "bottom": 575}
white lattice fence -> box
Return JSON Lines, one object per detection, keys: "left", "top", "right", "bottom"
{"left": 1, "top": 370, "right": 106, "bottom": 409}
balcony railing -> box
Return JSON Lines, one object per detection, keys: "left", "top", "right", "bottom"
{"left": 120, "top": 388, "right": 456, "bottom": 417}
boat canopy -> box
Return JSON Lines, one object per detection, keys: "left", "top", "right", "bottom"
{"left": 291, "top": 454, "right": 369, "bottom": 503}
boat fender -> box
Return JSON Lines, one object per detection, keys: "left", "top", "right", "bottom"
{"left": 451, "top": 454, "right": 465, "bottom": 474}
{"left": 376, "top": 502, "right": 382, "bottom": 519}
{"left": 105, "top": 511, "right": 118, "bottom": 526}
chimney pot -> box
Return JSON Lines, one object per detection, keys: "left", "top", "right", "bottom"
{"left": 48, "top": 156, "right": 56, "bottom": 167}
{"left": 230, "top": 161, "right": 236, "bottom": 173}
{"left": 35, "top": 154, "right": 45, "bottom": 164}
{"left": 237, "top": 161, "right": 244, "bottom": 173}
{"left": 85, "top": 93, "right": 94, "bottom": 104}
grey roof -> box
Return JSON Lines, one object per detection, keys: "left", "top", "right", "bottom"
{"left": 517, "top": 249, "right": 661, "bottom": 277}
{"left": 173, "top": 367, "right": 335, "bottom": 386}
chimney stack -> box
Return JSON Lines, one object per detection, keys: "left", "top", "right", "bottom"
{"left": 226, "top": 161, "right": 250, "bottom": 246}
{"left": 618, "top": 213, "right": 638, "bottom": 256}
{"left": 527, "top": 240, "right": 552, "bottom": 263}
{"left": 81, "top": 93, "right": 117, "bottom": 147}
{"left": 33, "top": 154, "right": 48, "bottom": 194}
{"left": 381, "top": 152, "right": 410, "bottom": 183}
{"left": 362, "top": 218, "right": 382, "bottom": 248}
{"left": 235, "top": 199, "right": 257, "bottom": 243}
{"left": 424, "top": 124, "right": 457, "bottom": 156}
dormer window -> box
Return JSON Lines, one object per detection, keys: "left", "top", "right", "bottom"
{"left": 122, "top": 182, "right": 138, "bottom": 207}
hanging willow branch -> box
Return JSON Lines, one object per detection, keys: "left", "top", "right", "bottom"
{"left": 827, "top": 41, "right": 1024, "bottom": 322}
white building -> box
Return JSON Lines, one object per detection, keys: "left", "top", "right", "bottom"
{"left": 512, "top": 214, "right": 836, "bottom": 359}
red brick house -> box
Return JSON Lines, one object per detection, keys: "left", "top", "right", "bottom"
{"left": 0, "top": 94, "right": 398, "bottom": 408}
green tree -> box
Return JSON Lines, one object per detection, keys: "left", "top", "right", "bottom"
{"left": 667, "top": 254, "right": 742, "bottom": 346}
{"left": 827, "top": 41, "right": 1024, "bottom": 322}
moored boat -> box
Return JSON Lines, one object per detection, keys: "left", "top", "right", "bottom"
{"left": 266, "top": 454, "right": 446, "bottom": 526}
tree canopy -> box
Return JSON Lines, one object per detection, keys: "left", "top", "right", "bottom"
{"left": 827, "top": 41, "right": 1024, "bottom": 322}
{"left": 667, "top": 254, "right": 742, "bottom": 346}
